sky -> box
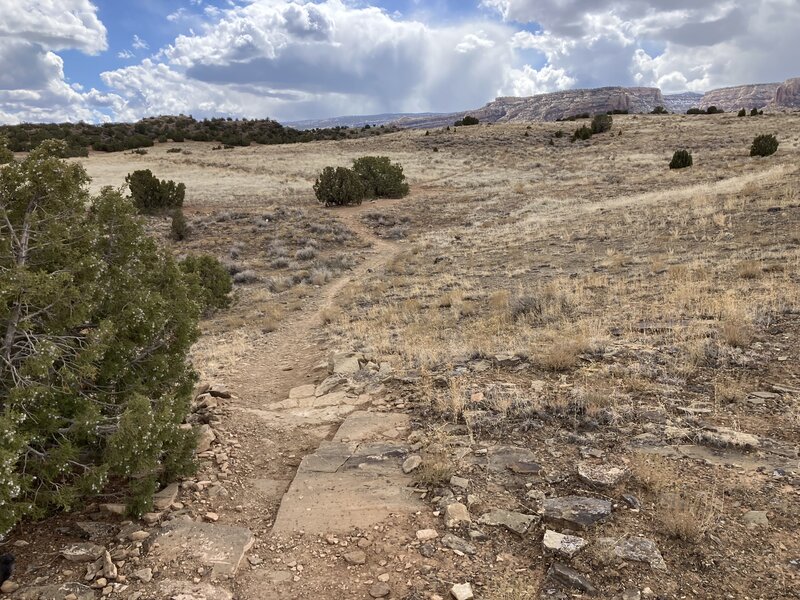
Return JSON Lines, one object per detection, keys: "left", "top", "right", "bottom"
{"left": 0, "top": 0, "right": 798, "bottom": 124}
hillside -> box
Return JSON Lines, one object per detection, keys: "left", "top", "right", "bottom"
{"left": 0, "top": 114, "right": 398, "bottom": 155}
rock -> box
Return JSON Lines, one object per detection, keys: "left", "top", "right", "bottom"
{"left": 418, "top": 544, "right": 436, "bottom": 558}
{"left": 151, "top": 521, "right": 254, "bottom": 577}
{"left": 577, "top": 462, "right": 629, "bottom": 488}
{"left": 128, "top": 530, "right": 149, "bottom": 541}
{"left": 700, "top": 83, "right": 779, "bottom": 111}
{"left": 196, "top": 424, "right": 216, "bottom": 453}
{"left": 75, "top": 522, "right": 116, "bottom": 541}
{"left": 315, "top": 375, "right": 346, "bottom": 396}
{"left": 402, "top": 455, "right": 422, "bottom": 473}
{"left": 101, "top": 551, "right": 117, "bottom": 580}
{"left": 248, "top": 555, "right": 263, "bottom": 566}
{"left": 397, "top": 87, "right": 665, "bottom": 126}
{"left": 449, "top": 475, "right": 469, "bottom": 489}
{"left": 416, "top": 529, "right": 439, "bottom": 541}
{"left": 773, "top": 77, "right": 800, "bottom": 109}
{"left": 487, "top": 446, "right": 541, "bottom": 474}
{"left": 132, "top": 568, "right": 153, "bottom": 583}
{"left": 204, "top": 511, "right": 220, "bottom": 522}
{"left": 622, "top": 589, "right": 642, "bottom": 600}
{"left": 152, "top": 482, "right": 180, "bottom": 511}
{"left": 289, "top": 384, "right": 316, "bottom": 399}
{"left": 542, "top": 530, "right": 588, "bottom": 558}
{"left": 99, "top": 503, "right": 126, "bottom": 516}
{"left": 208, "top": 384, "right": 231, "bottom": 399}
{"left": 329, "top": 352, "right": 363, "bottom": 375}
{"left": 622, "top": 494, "right": 641, "bottom": 510}
{"left": 61, "top": 543, "right": 105, "bottom": 563}
{"left": 614, "top": 537, "right": 667, "bottom": 571}
{"left": 743, "top": 510, "right": 769, "bottom": 528}
{"left": 546, "top": 562, "right": 596, "bottom": 594}
{"left": 344, "top": 550, "right": 367, "bottom": 565}
{"left": 1, "top": 581, "right": 19, "bottom": 593}
{"left": 698, "top": 427, "right": 759, "bottom": 449}
{"left": 440, "top": 533, "right": 477, "bottom": 555}
{"left": 157, "top": 579, "right": 233, "bottom": 600}
{"left": 17, "top": 583, "right": 94, "bottom": 600}
{"left": 477, "top": 509, "right": 537, "bottom": 535}
{"left": 369, "top": 582, "right": 391, "bottom": 598}
{"left": 445, "top": 503, "right": 471, "bottom": 528}
{"left": 450, "top": 582, "right": 474, "bottom": 600}
{"left": 543, "top": 496, "right": 612, "bottom": 530}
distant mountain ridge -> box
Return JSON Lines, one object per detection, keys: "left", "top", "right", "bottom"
{"left": 282, "top": 78, "right": 799, "bottom": 130}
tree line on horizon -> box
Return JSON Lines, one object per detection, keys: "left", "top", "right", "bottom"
{"left": 0, "top": 114, "right": 399, "bottom": 156}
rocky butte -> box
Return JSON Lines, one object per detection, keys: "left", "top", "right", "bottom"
{"left": 698, "top": 83, "right": 781, "bottom": 111}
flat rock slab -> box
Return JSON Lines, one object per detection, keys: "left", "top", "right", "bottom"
{"left": 477, "top": 509, "right": 537, "bottom": 534}
{"left": 546, "top": 562, "right": 596, "bottom": 594}
{"left": 18, "top": 582, "right": 94, "bottom": 600}
{"left": 543, "top": 496, "right": 612, "bottom": 530}
{"left": 486, "top": 446, "right": 541, "bottom": 474}
{"left": 60, "top": 542, "right": 105, "bottom": 562}
{"left": 272, "top": 411, "right": 421, "bottom": 535}
{"left": 333, "top": 411, "right": 409, "bottom": 442}
{"left": 614, "top": 536, "right": 667, "bottom": 571}
{"left": 244, "top": 404, "right": 358, "bottom": 427}
{"left": 577, "top": 462, "right": 629, "bottom": 488}
{"left": 441, "top": 533, "right": 477, "bottom": 555}
{"left": 152, "top": 521, "right": 254, "bottom": 577}
{"left": 543, "top": 529, "right": 588, "bottom": 558}
{"left": 157, "top": 579, "right": 234, "bottom": 600}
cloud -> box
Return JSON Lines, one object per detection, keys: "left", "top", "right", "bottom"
{"left": 0, "top": 0, "right": 116, "bottom": 123}
{"left": 132, "top": 34, "right": 149, "bottom": 50}
{"left": 484, "top": 0, "right": 800, "bottom": 93}
{"left": 99, "top": 0, "right": 519, "bottom": 121}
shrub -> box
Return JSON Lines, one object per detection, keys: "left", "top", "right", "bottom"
{"left": 686, "top": 108, "right": 705, "bottom": 115}
{"left": 454, "top": 115, "right": 479, "bottom": 126}
{"left": 352, "top": 156, "right": 410, "bottom": 199}
{"left": 591, "top": 114, "right": 613, "bottom": 134}
{"left": 738, "top": 108, "right": 747, "bottom": 117}
{"left": 0, "top": 142, "right": 200, "bottom": 533}
{"left": 179, "top": 255, "right": 232, "bottom": 310}
{"left": 125, "top": 169, "right": 186, "bottom": 214}
{"left": 651, "top": 106, "right": 668, "bottom": 115}
{"left": 706, "top": 106, "right": 723, "bottom": 114}
{"left": 572, "top": 125, "right": 592, "bottom": 142}
{"left": 131, "top": 148, "right": 148, "bottom": 155}
{"left": 170, "top": 209, "right": 189, "bottom": 241}
{"left": 313, "top": 166, "right": 366, "bottom": 206}
{"left": 166, "top": 148, "right": 182, "bottom": 153}
{"left": 554, "top": 130, "right": 564, "bottom": 138}
{"left": 750, "top": 134, "right": 778, "bottom": 157}
{"left": 669, "top": 149, "right": 693, "bottom": 169}
{"left": 233, "top": 270, "right": 260, "bottom": 284}
{"left": 750, "top": 108, "right": 761, "bottom": 116}
{"left": 0, "top": 136, "right": 14, "bottom": 165}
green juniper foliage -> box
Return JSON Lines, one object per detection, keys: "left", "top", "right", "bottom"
{"left": 125, "top": 169, "right": 186, "bottom": 214}
{"left": 170, "top": 209, "right": 189, "bottom": 241}
{"left": 669, "top": 149, "right": 693, "bottom": 169}
{"left": 352, "top": 156, "right": 410, "bottom": 199}
{"left": 313, "top": 166, "right": 367, "bottom": 206}
{"left": 750, "top": 134, "right": 779, "bottom": 157}
{"left": 0, "top": 142, "right": 200, "bottom": 534}
{"left": 454, "top": 115, "right": 479, "bottom": 126}
{"left": 0, "top": 136, "right": 13, "bottom": 165}
{"left": 591, "top": 114, "right": 613, "bottom": 134}
{"left": 572, "top": 125, "right": 592, "bottom": 142}
{"left": 179, "top": 255, "right": 233, "bottom": 311}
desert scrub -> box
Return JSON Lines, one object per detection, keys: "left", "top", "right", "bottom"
{"left": 179, "top": 254, "right": 233, "bottom": 310}
{"left": 669, "top": 149, "right": 693, "bottom": 169}
{"left": 125, "top": 169, "right": 186, "bottom": 214}
{"left": 750, "top": 134, "right": 778, "bottom": 157}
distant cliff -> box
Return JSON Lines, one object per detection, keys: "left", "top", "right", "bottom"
{"left": 771, "top": 77, "right": 800, "bottom": 109}
{"left": 699, "top": 84, "right": 780, "bottom": 111}
{"left": 663, "top": 92, "right": 703, "bottom": 113}
{"left": 393, "top": 87, "right": 665, "bottom": 128}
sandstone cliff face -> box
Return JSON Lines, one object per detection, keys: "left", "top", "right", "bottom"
{"left": 699, "top": 84, "right": 779, "bottom": 111}
{"left": 771, "top": 77, "right": 800, "bottom": 108}
{"left": 393, "top": 87, "right": 664, "bottom": 128}
{"left": 663, "top": 92, "right": 703, "bottom": 113}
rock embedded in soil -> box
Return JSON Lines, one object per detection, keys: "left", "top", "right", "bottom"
{"left": 577, "top": 462, "right": 629, "bottom": 488}
{"left": 542, "top": 529, "right": 589, "bottom": 558}
{"left": 152, "top": 482, "right": 180, "bottom": 511}
{"left": 402, "top": 455, "right": 422, "bottom": 473}
{"left": 542, "top": 496, "right": 612, "bottom": 530}
{"left": 477, "top": 509, "right": 538, "bottom": 535}
{"left": 441, "top": 533, "right": 477, "bottom": 555}
{"left": 329, "top": 352, "right": 363, "bottom": 375}
{"left": 369, "top": 582, "right": 391, "bottom": 598}
{"left": 450, "top": 476, "right": 470, "bottom": 489}
{"left": 151, "top": 521, "right": 254, "bottom": 577}
{"left": 344, "top": 550, "right": 367, "bottom": 565}
{"left": 546, "top": 562, "right": 596, "bottom": 594}
{"left": 132, "top": 568, "right": 153, "bottom": 583}
{"left": 61, "top": 543, "right": 105, "bottom": 563}
{"left": 1, "top": 581, "right": 20, "bottom": 593}
{"left": 416, "top": 529, "right": 439, "bottom": 541}
{"left": 445, "top": 502, "right": 471, "bottom": 528}
{"left": 742, "top": 510, "right": 769, "bottom": 528}
{"left": 450, "top": 582, "right": 474, "bottom": 600}
{"left": 614, "top": 537, "right": 667, "bottom": 571}
{"left": 196, "top": 424, "right": 216, "bottom": 453}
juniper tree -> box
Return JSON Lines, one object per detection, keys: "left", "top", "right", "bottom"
{"left": 0, "top": 141, "right": 199, "bottom": 534}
